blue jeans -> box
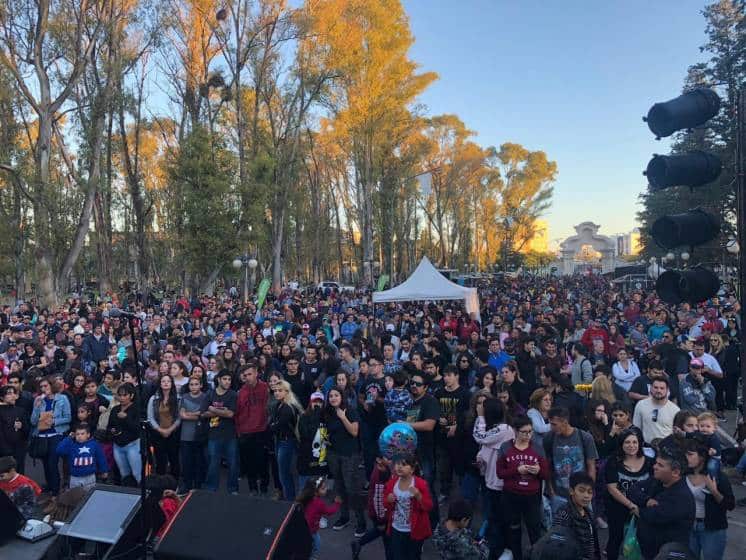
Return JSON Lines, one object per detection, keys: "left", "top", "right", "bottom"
{"left": 736, "top": 449, "right": 746, "bottom": 475}
{"left": 113, "top": 439, "right": 142, "bottom": 483}
{"left": 460, "top": 471, "right": 480, "bottom": 503}
{"left": 689, "top": 520, "right": 726, "bottom": 560}
{"left": 418, "top": 452, "right": 439, "bottom": 528}
{"left": 707, "top": 457, "right": 721, "bottom": 480}
{"left": 276, "top": 439, "right": 297, "bottom": 501}
{"left": 206, "top": 437, "right": 239, "bottom": 493}
{"left": 310, "top": 532, "right": 321, "bottom": 558}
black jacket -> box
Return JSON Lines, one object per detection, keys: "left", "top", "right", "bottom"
{"left": 701, "top": 471, "right": 736, "bottom": 531}
{"left": 0, "top": 404, "right": 29, "bottom": 456}
{"left": 631, "top": 477, "right": 695, "bottom": 559}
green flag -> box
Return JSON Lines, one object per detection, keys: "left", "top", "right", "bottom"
{"left": 256, "top": 278, "right": 271, "bottom": 308}
{"left": 376, "top": 274, "right": 389, "bottom": 291}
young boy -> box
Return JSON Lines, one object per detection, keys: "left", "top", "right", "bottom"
{"left": 552, "top": 472, "right": 600, "bottom": 560}
{"left": 432, "top": 497, "right": 489, "bottom": 560}
{"left": 383, "top": 370, "right": 412, "bottom": 423}
{"left": 697, "top": 412, "right": 722, "bottom": 481}
{"left": 0, "top": 455, "right": 42, "bottom": 519}
{"left": 56, "top": 423, "right": 109, "bottom": 488}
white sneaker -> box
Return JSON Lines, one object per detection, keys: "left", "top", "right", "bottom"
{"left": 319, "top": 517, "right": 328, "bottom": 529}
{"left": 498, "top": 549, "right": 513, "bottom": 560}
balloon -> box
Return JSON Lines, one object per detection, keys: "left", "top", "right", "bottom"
{"left": 378, "top": 422, "right": 418, "bottom": 460}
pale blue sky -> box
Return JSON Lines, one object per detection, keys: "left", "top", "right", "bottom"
{"left": 403, "top": 0, "right": 710, "bottom": 245}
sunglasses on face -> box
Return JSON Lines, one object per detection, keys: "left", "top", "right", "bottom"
{"left": 410, "top": 381, "right": 424, "bottom": 387}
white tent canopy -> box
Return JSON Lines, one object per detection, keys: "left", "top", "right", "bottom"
{"left": 372, "top": 257, "right": 481, "bottom": 322}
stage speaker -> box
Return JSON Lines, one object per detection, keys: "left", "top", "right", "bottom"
{"left": 0, "top": 489, "right": 26, "bottom": 545}
{"left": 58, "top": 485, "right": 141, "bottom": 545}
{"left": 154, "top": 491, "right": 312, "bottom": 560}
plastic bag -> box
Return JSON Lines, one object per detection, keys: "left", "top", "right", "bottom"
{"left": 622, "top": 517, "right": 642, "bottom": 560}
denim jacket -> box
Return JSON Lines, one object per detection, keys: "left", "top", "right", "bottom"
{"left": 31, "top": 394, "right": 72, "bottom": 436}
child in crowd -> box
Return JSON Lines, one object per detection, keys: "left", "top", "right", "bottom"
{"left": 384, "top": 454, "right": 433, "bottom": 560}
{"left": 552, "top": 472, "right": 600, "bottom": 560}
{"left": 55, "top": 423, "right": 109, "bottom": 488}
{"left": 432, "top": 497, "right": 489, "bottom": 560}
{"left": 384, "top": 370, "right": 413, "bottom": 423}
{"left": 72, "top": 404, "right": 93, "bottom": 432}
{"left": 351, "top": 454, "right": 392, "bottom": 560}
{"left": 697, "top": 411, "right": 722, "bottom": 481}
{"left": 0, "top": 455, "right": 42, "bottom": 519}
{"left": 297, "top": 476, "right": 342, "bottom": 560}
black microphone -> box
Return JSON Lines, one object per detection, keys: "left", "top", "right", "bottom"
{"left": 108, "top": 307, "right": 138, "bottom": 319}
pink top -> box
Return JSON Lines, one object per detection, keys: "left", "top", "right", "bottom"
{"left": 303, "top": 496, "right": 341, "bottom": 534}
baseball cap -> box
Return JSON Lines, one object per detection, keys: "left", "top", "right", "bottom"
{"left": 310, "top": 391, "right": 324, "bottom": 402}
{"left": 690, "top": 358, "right": 704, "bottom": 368}
{"left": 302, "top": 323, "right": 310, "bottom": 329}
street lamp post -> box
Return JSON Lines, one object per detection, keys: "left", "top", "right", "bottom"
{"left": 232, "top": 255, "right": 258, "bottom": 302}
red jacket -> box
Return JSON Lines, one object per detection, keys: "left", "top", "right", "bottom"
{"left": 383, "top": 475, "right": 433, "bottom": 541}
{"left": 581, "top": 326, "right": 609, "bottom": 354}
{"left": 304, "top": 496, "right": 341, "bottom": 534}
{"left": 235, "top": 380, "right": 269, "bottom": 435}
{"left": 367, "top": 465, "right": 391, "bottom": 524}
{"left": 458, "top": 320, "right": 480, "bottom": 340}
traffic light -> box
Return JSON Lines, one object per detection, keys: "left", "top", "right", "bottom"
{"left": 650, "top": 208, "right": 720, "bottom": 250}
{"left": 645, "top": 88, "right": 721, "bottom": 138}
{"left": 644, "top": 88, "right": 722, "bottom": 305}
{"left": 645, "top": 151, "right": 721, "bottom": 190}
{"left": 655, "top": 266, "right": 721, "bottom": 305}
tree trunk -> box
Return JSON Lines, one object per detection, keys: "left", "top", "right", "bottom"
{"left": 12, "top": 185, "right": 25, "bottom": 301}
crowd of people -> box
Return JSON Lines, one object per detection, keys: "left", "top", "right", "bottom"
{"left": 0, "top": 273, "right": 744, "bottom": 560}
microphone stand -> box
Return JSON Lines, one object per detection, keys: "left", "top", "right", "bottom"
{"left": 125, "top": 313, "right": 149, "bottom": 558}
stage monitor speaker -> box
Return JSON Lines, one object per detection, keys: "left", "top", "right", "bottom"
{"left": 58, "top": 485, "right": 141, "bottom": 545}
{"left": 155, "top": 491, "right": 312, "bottom": 560}
{"left": 0, "top": 489, "right": 26, "bottom": 545}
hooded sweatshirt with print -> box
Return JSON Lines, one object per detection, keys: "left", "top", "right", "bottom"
{"left": 472, "top": 416, "right": 514, "bottom": 491}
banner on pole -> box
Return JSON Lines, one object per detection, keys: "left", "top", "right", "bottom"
{"left": 256, "top": 279, "right": 271, "bottom": 308}
{"left": 376, "top": 274, "right": 389, "bottom": 292}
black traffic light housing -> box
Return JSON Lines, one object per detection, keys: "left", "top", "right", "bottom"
{"left": 655, "top": 267, "right": 721, "bottom": 305}
{"left": 650, "top": 208, "right": 720, "bottom": 250}
{"left": 645, "top": 88, "right": 721, "bottom": 138}
{"left": 645, "top": 151, "right": 722, "bottom": 190}
{"left": 645, "top": 88, "right": 722, "bottom": 305}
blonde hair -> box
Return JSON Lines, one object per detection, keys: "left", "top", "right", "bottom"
{"left": 529, "top": 388, "right": 552, "bottom": 410}
{"left": 274, "top": 380, "right": 303, "bottom": 414}
{"left": 697, "top": 411, "right": 718, "bottom": 425}
{"left": 591, "top": 375, "right": 616, "bottom": 404}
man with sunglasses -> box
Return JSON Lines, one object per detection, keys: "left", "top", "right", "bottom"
{"left": 633, "top": 377, "right": 679, "bottom": 445}
{"left": 406, "top": 372, "right": 440, "bottom": 526}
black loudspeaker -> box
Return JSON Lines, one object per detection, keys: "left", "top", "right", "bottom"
{"left": 155, "top": 491, "right": 312, "bottom": 560}
{"left": 0, "top": 489, "right": 26, "bottom": 545}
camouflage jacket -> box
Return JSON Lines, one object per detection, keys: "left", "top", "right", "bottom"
{"left": 432, "top": 523, "right": 489, "bottom": 560}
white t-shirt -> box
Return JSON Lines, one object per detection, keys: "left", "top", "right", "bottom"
{"left": 392, "top": 479, "right": 412, "bottom": 532}
{"left": 633, "top": 398, "right": 680, "bottom": 444}
{"left": 688, "top": 351, "right": 722, "bottom": 375}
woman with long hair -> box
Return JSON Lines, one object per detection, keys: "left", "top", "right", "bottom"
{"left": 495, "top": 382, "right": 525, "bottom": 425}
{"left": 461, "top": 390, "right": 492, "bottom": 506}
{"left": 474, "top": 368, "right": 497, "bottom": 396}
{"left": 604, "top": 428, "right": 653, "bottom": 560}
{"left": 147, "top": 374, "right": 181, "bottom": 477}
{"left": 684, "top": 436, "right": 735, "bottom": 560}
{"left": 169, "top": 361, "right": 189, "bottom": 394}
{"left": 590, "top": 374, "right": 616, "bottom": 405}
{"left": 107, "top": 383, "right": 142, "bottom": 483}
{"left": 500, "top": 361, "right": 529, "bottom": 408}
{"left": 30, "top": 375, "right": 72, "bottom": 495}
{"left": 473, "top": 398, "right": 515, "bottom": 560}
{"left": 270, "top": 379, "right": 303, "bottom": 500}
{"left": 607, "top": 324, "right": 626, "bottom": 361}
{"left": 324, "top": 386, "right": 366, "bottom": 535}
{"left": 456, "top": 352, "right": 476, "bottom": 388}
{"left": 526, "top": 388, "right": 552, "bottom": 438}
{"left": 332, "top": 370, "right": 358, "bottom": 410}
